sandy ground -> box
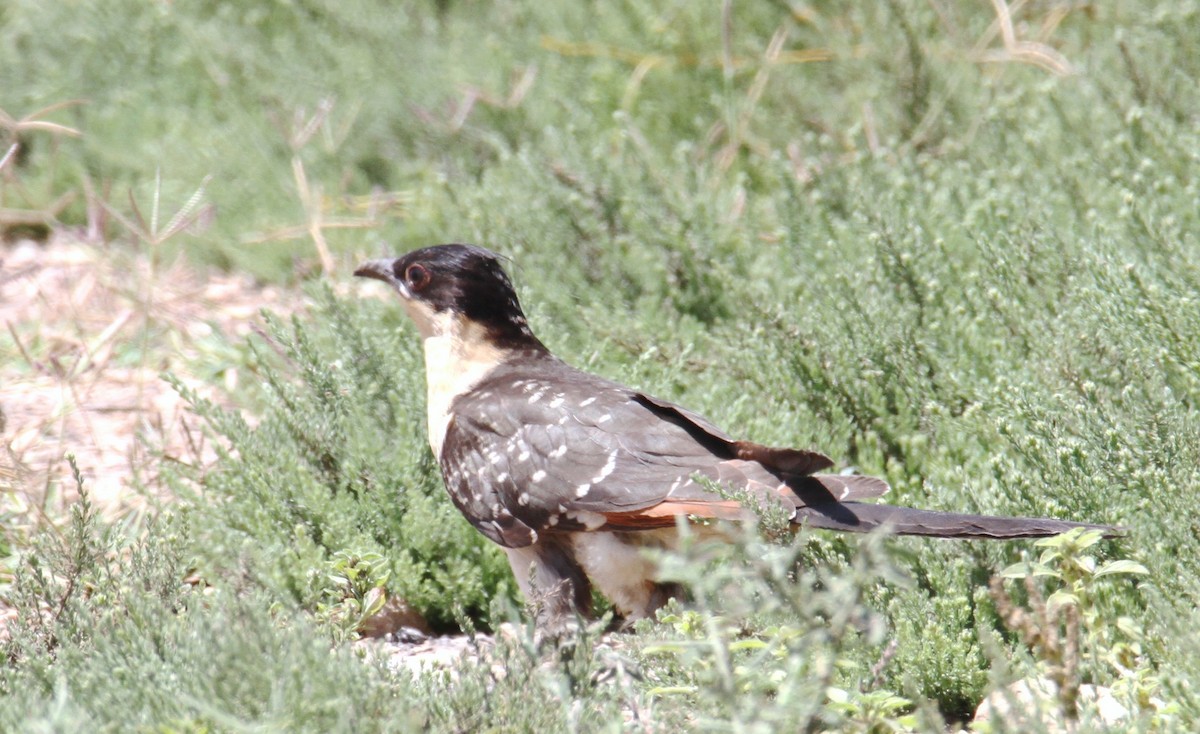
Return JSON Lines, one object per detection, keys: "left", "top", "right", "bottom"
{"left": 1, "top": 236, "right": 294, "bottom": 523}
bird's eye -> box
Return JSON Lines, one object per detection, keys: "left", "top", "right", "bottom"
{"left": 405, "top": 263, "right": 431, "bottom": 291}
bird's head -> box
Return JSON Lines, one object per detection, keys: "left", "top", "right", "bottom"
{"left": 354, "top": 244, "right": 544, "bottom": 350}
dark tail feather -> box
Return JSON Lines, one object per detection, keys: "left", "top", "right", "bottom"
{"left": 793, "top": 501, "right": 1121, "bottom": 539}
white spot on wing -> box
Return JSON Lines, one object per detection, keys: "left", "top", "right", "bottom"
{"left": 518, "top": 493, "right": 530, "bottom": 506}
{"left": 591, "top": 450, "right": 618, "bottom": 483}
{"left": 549, "top": 445, "right": 568, "bottom": 459}
{"left": 549, "top": 396, "right": 565, "bottom": 408}
{"left": 576, "top": 483, "right": 591, "bottom": 498}
{"left": 566, "top": 510, "right": 605, "bottom": 530}
{"left": 597, "top": 413, "right": 612, "bottom": 424}
{"left": 531, "top": 470, "right": 546, "bottom": 482}
{"left": 580, "top": 397, "right": 596, "bottom": 407}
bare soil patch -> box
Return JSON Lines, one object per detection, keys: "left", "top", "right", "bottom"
{"left": 1, "top": 235, "right": 297, "bottom": 525}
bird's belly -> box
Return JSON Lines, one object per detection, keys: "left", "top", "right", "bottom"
{"left": 569, "top": 531, "right": 661, "bottom": 618}
{"left": 568, "top": 527, "right": 716, "bottom": 619}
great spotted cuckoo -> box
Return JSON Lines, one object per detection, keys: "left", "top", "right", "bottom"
{"left": 355, "top": 244, "right": 1116, "bottom": 625}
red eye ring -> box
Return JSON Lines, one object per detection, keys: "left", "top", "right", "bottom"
{"left": 405, "top": 263, "right": 431, "bottom": 291}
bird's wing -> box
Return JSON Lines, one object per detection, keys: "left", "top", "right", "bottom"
{"left": 632, "top": 392, "right": 838, "bottom": 476}
{"left": 438, "top": 361, "right": 883, "bottom": 545}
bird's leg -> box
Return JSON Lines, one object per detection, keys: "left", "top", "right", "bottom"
{"left": 608, "top": 581, "right": 688, "bottom": 631}
{"left": 645, "top": 581, "right": 687, "bottom": 617}
{"left": 504, "top": 540, "right": 593, "bottom": 629}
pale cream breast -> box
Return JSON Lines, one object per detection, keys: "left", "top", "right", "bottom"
{"left": 406, "top": 302, "right": 512, "bottom": 458}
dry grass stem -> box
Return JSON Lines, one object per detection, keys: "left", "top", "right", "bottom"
{"left": 980, "top": 0, "right": 1075, "bottom": 76}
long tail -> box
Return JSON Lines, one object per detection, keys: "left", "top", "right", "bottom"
{"left": 793, "top": 501, "right": 1121, "bottom": 539}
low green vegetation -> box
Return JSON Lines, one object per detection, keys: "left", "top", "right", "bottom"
{"left": 2, "top": 0, "right": 1197, "bottom": 730}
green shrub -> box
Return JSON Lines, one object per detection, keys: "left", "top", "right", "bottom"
{"left": 0, "top": 466, "right": 419, "bottom": 732}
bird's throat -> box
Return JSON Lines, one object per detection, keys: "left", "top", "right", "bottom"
{"left": 419, "top": 311, "right": 512, "bottom": 458}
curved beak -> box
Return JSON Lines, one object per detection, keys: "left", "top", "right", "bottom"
{"left": 353, "top": 258, "right": 396, "bottom": 284}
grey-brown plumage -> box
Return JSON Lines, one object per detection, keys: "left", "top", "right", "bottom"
{"left": 355, "top": 244, "right": 1120, "bottom": 625}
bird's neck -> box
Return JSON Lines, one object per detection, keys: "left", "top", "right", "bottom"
{"left": 419, "top": 311, "right": 548, "bottom": 457}
{"left": 420, "top": 315, "right": 507, "bottom": 458}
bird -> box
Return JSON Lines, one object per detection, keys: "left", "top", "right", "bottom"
{"left": 354, "top": 244, "right": 1118, "bottom": 627}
